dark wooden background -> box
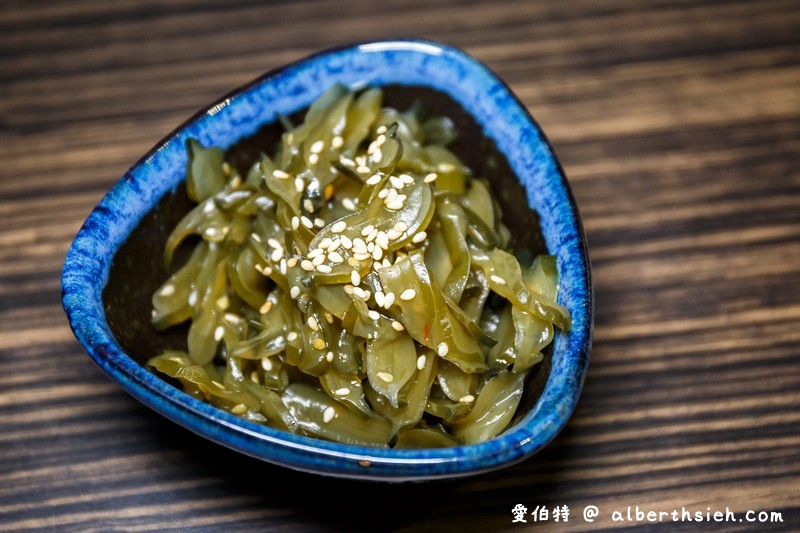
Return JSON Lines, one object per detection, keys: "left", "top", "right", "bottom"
{"left": 2, "top": 1, "right": 799, "bottom": 531}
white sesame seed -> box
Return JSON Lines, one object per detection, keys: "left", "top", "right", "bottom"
{"left": 396, "top": 194, "right": 407, "bottom": 203}
{"left": 334, "top": 387, "right": 350, "bottom": 396}
{"left": 416, "top": 355, "right": 426, "bottom": 370}
{"left": 159, "top": 284, "right": 175, "bottom": 297}
{"left": 387, "top": 229, "right": 402, "bottom": 240}
{"left": 323, "top": 406, "right": 335, "bottom": 423}
{"left": 303, "top": 199, "right": 314, "bottom": 212}
{"left": 367, "top": 242, "right": 375, "bottom": 253}
{"left": 224, "top": 312, "right": 240, "bottom": 323}
{"left": 328, "top": 251, "right": 343, "bottom": 263}
{"left": 424, "top": 172, "right": 438, "bottom": 183}
{"left": 374, "top": 291, "right": 385, "bottom": 307}
{"left": 203, "top": 201, "right": 215, "bottom": 214}
{"left": 308, "top": 248, "right": 324, "bottom": 259}
{"left": 383, "top": 292, "right": 395, "bottom": 309}
{"left": 376, "top": 231, "right": 389, "bottom": 249}
{"left": 361, "top": 225, "right": 375, "bottom": 237}
{"left": 375, "top": 134, "right": 386, "bottom": 147}
{"left": 279, "top": 258, "right": 288, "bottom": 275}
{"left": 377, "top": 372, "right": 394, "bottom": 383}
{"left": 391, "top": 320, "right": 404, "bottom": 332}
{"left": 459, "top": 395, "right": 475, "bottom": 403}
{"left": 301, "top": 260, "right": 315, "bottom": 271}
{"left": 368, "top": 310, "right": 380, "bottom": 320}
{"left": 341, "top": 198, "right": 357, "bottom": 211}
{"left": 308, "top": 153, "right": 319, "bottom": 165}
{"left": 329, "top": 238, "right": 341, "bottom": 251}
{"left": 294, "top": 177, "right": 305, "bottom": 193}
{"left": 373, "top": 261, "right": 383, "bottom": 272}
{"left": 310, "top": 140, "right": 324, "bottom": 154}
{"left": 287, "top": 331, "right": 298, "bottom": 342}
{"left": 394, "top": 221, "right": 408, "bottom": 233}
{"left": 314, "top": 218, "right": 325, "bottom": 228}
{"left": 366, "top": 174, "right": 381, "bottom": 186}
{"left": 437, "top": 342, "right": 449, "bottom": 357}
{"left": 312, "top": 254, "right": 326, "bottom": 266}
{"left": 319, "top": 237, "right": 333, "bottom": 249}
{"left": 352, "top": 238, "right": 367, "bottom": 252}
{"left": 331, "top": 220, "right": 347, "bottom": 233}
{"left": 287, "top": 257, "right": 298, "bottom": 268}
{"left": 378, "top": 188, "right": 390, "bottom": 199}
{"left": 350, "top": 270, "right": 361, "bottom": 286}
{"left": 331, "top": 136, "right": 344, "bottom": 149}
{"left": 231, "top": 403, "right": 247, "bottom": 415}
{"left": 326, "top": 351, "right": 334, "bottom": 362}
{"left": 376, "top": 125, "right": 387, "bottom": 134}
{"left": 259, "top": 300, "right": 273, "bottom": 314}
{"left": 385, "top": 188, "right": 398, "bottom": 203}
{"left": 307, "top": 317, "right": 319, "bottom": 331}
{"left": 400, "top": 289, "right": 417, "bottom": 301}
{"left": 261, "top": 357, "right": 273, "bottom": 371}
{"left": 324, "top": 312, "right": 334, "bottom": 324}
{"left": 372, "top": 246, "right": 383, "bottom": 261}
{"left": 216, "top": 295, "right": 229, "bottom": 309}
{"left": 382, "top": 258, "right": 392, "bottom": 268}
{"left": 214, "top": 326, "right": 224, "bottom": 342}
{"left": 203, "top": 227, "right": 219, "bottom": 238}
{"left": 389, "top": 175, "right": 404, "bottom": 189}
{"left": 367, "top": 228, "right": 379, "bottom": 242}
{"left": 353, "top": 252, "right": 371, "bottom": 261}
{"left": 251, "top": 233, "right": 263, "bottom": 244}
{"left": 267, "top": 238, "right": 282, "bottom": 250}
{"left": 400, "top": 173, "right": 415, "bottom": 185}
{"left": 290, "top": 286, "right": 300, "bottom": 299}
{"left": 357, "top": 165, "right": 371, "bottom": 175}
{"left": 272, "top": 169, "right": 290, "bottom": 179}
{"left": 340, "top": 157, "right": 356, "bottom": 167}
{"left": 341, "top": 235, "right": 353, "bottom": 249}
{"left": 412, "top": 231, "right": 427, "bottom": 244}
{"left": 211, "top": 380, "right": 225, "bottom": 390}
{"left": 371, "top": 148, "right": 383, "bottom": 162}
{"left": 347, "top": 257, "right": 360, "bottom": 267}
{"left": 300, "top": 216, "right": 314, "bottom": 229}
{"left": 343, "top": 284, "right": 354, "bottom": 295}
{"left": 386, "top": 200, "right": 404, "bottom": 211}
{"left": 352, "top": 286, "right": 368, "bottom": 300}
{"left": 316, "top": 264, "right": 332, "bottom": 274}
{"left": 188, "top": 290, "right": 197, "bottom": 306}
{"left": 270, "top": 248, "right": 283, "bottom": 262}
{"left": 250, "top": 371, "right": 260, "bottom": 384}
{"left": 490, "top": 274, "right": 507, "bottom": 285}
{"left": 291, "top": 216, "right": 300, "bottom": 230}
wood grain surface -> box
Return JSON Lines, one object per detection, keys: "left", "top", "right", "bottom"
{"left": 2, "top": 0, "right": 799, "bottom": 531}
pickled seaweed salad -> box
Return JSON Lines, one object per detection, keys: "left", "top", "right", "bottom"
{"left": 148, "top": 84, "right": 571, "bottom": 448}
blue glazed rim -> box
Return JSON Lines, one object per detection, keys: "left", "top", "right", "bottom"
{"left": 62, "top": 39, "right": 593, "bottom": 481}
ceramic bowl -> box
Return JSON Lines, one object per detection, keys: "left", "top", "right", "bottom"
{"left": 62, "top": 39, "right": 593, "bottom": 481}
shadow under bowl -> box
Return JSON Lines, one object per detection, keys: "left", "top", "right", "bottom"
{"left": 62, "top": 39, "right": 593, "bottom": 481}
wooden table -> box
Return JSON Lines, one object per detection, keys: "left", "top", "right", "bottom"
{"left": 3, "top": 1, "right": 798, "bottom": 530}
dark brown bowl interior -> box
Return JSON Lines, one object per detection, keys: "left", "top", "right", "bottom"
{"left": 103, "top": 85, "right": 552, "bottom": 429}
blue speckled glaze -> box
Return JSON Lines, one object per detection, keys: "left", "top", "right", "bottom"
{"left": 61, "top": 39, "right": 593, "bottom": 481}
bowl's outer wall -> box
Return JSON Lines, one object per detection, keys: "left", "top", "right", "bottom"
{"left": 62, "top": 40, "right": 593, "bottom": 480}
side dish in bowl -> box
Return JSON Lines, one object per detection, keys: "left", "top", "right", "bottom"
{"left": 146, "top": 84, "right": 571, "bottom": 448}
{"left": 62, "top": 40, "right": 592, "bottom": 480}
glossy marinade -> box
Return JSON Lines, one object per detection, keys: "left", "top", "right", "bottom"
{"left": 147, "top": 85, "right": 570, "bottom": 447}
